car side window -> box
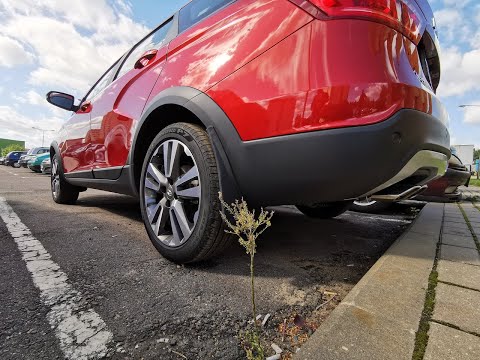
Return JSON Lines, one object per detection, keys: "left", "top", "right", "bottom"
{"left": 85, "top": 64, "right": 118, "bottom": 102}
{"left": 179, "top": 0, "right": 233, "bottom": 33}
{"left": 116, "top": 18, "right": 173, "bottom": 80}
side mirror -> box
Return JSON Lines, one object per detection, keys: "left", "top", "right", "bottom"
{"left": 46, "top": 91, "right": 78, "bottom": 112}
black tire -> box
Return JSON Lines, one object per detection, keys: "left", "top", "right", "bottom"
{"left": 296, "top": 201, "right": 352, "bottom": 219}
{"left": 350, "top": 200, "right": 392, "bottom": 214}
{"left": 50, "top": 154, "right": 80, "bottom": 205}
{"left": 139, "top": 123, "right": 231, "bottom": 264}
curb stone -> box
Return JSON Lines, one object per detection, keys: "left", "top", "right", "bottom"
{"left": 294, "top": 203, "right": 442, "bottom": 360}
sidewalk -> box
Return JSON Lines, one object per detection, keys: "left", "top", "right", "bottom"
{"left": 460, "top": 185, "right": 480, "bottom": 200}
{"left": 295, "top": 200, "right": 480, "bottom": 360}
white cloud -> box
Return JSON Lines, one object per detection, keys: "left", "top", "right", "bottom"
{"left": 14, "top": 90, "right": 44, "bottom": 105}
{"left": 0, "top": 105, "right": 64, "bottom": 148}
{"left": 434, "top": 8, "right": 470, "bottom": 44}
{"left": 12, "top": 89, "right": 67, "bottom": 117}
{"left": 0, "top": 0, "right": 148, "bottom": 95}
{"left": 0, "top": 35, "right": 35, "bottom": 67}
{"left": 461, "top": 103, "right": 480, "bottom": 125}
{"left": 442, "top": 0, "right": 472, "bottom": 7}
{"left": 436, "top": 47, "right": 480, "bottom": 97}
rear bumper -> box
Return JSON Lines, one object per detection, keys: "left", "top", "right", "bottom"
{"left": 221, "top": 108, "right": 450, "bottom": 206}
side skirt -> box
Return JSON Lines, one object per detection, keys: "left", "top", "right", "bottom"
{"left": 65, "top": 166, "right": 136, "bottom": 197}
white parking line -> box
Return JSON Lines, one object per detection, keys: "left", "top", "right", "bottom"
{"left": 0, "top": 197, "right": 113, "bottom": 359}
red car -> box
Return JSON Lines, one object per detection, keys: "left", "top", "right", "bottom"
{"left": 46, "top": 0, "right": 450, "bottom": 263}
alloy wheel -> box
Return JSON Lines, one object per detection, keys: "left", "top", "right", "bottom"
{"left": 51, "top": 157, "right": 60, "bottom": 198}
{"left": 143, "top": 139, "right": 201, "bottom": 248}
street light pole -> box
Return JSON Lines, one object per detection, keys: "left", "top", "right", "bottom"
{"left": 31, "top": 127, "right": 55, "bottom": 147}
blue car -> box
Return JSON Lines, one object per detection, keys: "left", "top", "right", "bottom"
{"left": 5, "top": 151, "right": 27, "bottom": 167}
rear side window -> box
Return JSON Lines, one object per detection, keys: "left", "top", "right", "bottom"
{"left": 86, "top": 64, "right": 118, "bottom": 102}
{"left": 116, "top": 18, "right": 174, "bottom": 79}
{"left": 179, "top": 0, "right": 233, "bottom": 33}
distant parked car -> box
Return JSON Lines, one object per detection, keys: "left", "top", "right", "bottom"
{"left": 5, "top": 151, "right": 27, "bottom": 167}
{"left": 19, "top": 147, "right": 49, "bottom": 168}
{"left": 352, "top": 155, "right": 471, "bottom": 213}
{"left": 416, "top": 154, "right": 470, "bottom": 202}
{"left": 28, "top": 153, "right": 50, "bottom": 173}
{"left": 0, "top": 156, "right": 5, "bottom": 165}
{"left": 41, "top": 158, "right": 51, "bottom": 174}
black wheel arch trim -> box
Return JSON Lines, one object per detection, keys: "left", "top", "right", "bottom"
{"left": 129, "top": 86, "right": 242, "bottom": 204}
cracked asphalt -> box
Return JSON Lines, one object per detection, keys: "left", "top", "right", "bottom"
{"left": 0, "top": 166, "right": 420, "bottom": 359}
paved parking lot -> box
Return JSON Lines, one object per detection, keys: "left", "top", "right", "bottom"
{"left": 0, "top": 166, "right": 420, "bottom": 359}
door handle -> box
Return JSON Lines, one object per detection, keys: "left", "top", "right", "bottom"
{"left": 80, "top": 101, "right": 92, "bottom": 113}
{"left": 134, "top": 49, "right": 158, "bottom": 69}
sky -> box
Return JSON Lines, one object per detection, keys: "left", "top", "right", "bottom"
{"left": 0, "top": 0, "right": 478, "bottom": 149}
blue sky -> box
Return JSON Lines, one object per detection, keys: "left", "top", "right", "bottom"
{"left": 0, "top": 0, "right": 478, "bottom": 149}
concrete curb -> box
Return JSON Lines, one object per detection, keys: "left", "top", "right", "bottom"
{"left": 295, "top": 203, "right": 443, "bottom": 360}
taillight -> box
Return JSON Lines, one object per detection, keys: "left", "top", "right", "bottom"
{"left": 291, "top": 0, "right": 424, "bottom": 44}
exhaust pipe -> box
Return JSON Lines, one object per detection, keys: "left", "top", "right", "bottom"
{"left": 370, "top": 185, "right": 428, "bottom": 202}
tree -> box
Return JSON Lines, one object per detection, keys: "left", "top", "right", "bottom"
{"left": 1, "top": 144, "right": 25, "bottom": 157}
{"left": 474, "top": 148, "right": 480, "bottom": 161}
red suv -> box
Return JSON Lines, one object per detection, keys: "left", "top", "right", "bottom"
{"left": 47, "top": 0, "right": 450, "bottom": 263}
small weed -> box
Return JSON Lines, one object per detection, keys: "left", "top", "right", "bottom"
{"left": 241, "top": 329, "right": 265, "bottom": 360}
{"left": 219, "top": 193, "right": 274, "bottom": 359}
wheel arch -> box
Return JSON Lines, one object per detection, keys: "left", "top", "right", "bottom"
{"left": 129, "top": 86, "right": 241, "bottom": 203}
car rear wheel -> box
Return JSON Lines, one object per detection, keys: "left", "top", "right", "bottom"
{"left": 296, "top": 201, "right": 352, "bottom": 219}
{"left": 139, "top": 123, "right": 230, "bottom": 264}
{"left": 51, "top": 154, "right": 80, "bottom": 204}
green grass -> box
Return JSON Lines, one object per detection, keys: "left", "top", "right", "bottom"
{"left": 412, "top": 269, "right": 439, "bottom": 360}
{"left": 470, "top": 178, "right": 480, "bottom": 187}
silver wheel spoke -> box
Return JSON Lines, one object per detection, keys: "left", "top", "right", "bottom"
{"left": 146, "top": 163, "right": 167, "bottom": 190}
{"left": 145, "top": 178, "right": 160, "bottom": 192}
{"left": 169, "top": 209, "right": 182, "bottom": 246}
{"left": 163, "top": 141, "right": 182, "bottom": 179}
{"left": 154, "top": 204, "right": 169, "bottom": 236}
{"left": 176, "top": 185, "right": 201, "bottom": 199}
{"left": 147, "top": 201, "right": 162, "bottom": 223}
{"left": 171, "top": 199, "right": 192, "bottom": 240}
{"left": 174, "top": 165, "right": 198, "bottom": 188}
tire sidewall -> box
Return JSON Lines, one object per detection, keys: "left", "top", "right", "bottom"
{"left": 139, "top": 124, "right": 219, "bottom": 263}
{"left": 50, "top": 153, "right": 79, "bottom": 204}
{"left": 51, "top": 154, "right": 62, "bottom": 203}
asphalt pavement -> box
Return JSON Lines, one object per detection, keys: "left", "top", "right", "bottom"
{"left": 0, "top": 166, "right": 420, "bottom": 360}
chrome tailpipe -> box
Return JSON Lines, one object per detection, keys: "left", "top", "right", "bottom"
{"left": 370, "top": 185, "right": 428, "bottom": 202}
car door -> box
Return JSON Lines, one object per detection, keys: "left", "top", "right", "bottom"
{"left": 58, "top": 64, "right": 118, "bottom": 175}
{"left": 87, "top": 17, "right": 175, "bottom": 179}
